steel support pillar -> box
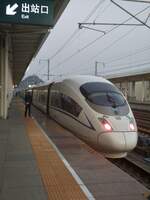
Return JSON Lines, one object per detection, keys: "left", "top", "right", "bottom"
{"left": 131, "top": 81, "right": 135, "bottom": 101}
{"left": 142, "top": 81, "right": 145, "bottom": 102}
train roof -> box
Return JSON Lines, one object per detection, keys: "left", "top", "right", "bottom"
{"left": 31, "top": 75, "right": 112, "bottom": 89}
{"left": 31, "top": 81, "right": 54, "bottom": 89}
{"left": 62, "top": 75, "right": 111, "bottom": 88}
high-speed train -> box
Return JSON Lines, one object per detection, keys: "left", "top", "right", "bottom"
{"left": 31, "top": 75, "right": 138, "bottom": 158}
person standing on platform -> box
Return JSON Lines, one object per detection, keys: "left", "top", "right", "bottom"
{"left": 24, "top": 91, "right": 32, "bottom": 117}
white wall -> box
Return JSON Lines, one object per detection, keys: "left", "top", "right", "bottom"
{"left": 0, "top": 35, "right": 13, "bottom": 119}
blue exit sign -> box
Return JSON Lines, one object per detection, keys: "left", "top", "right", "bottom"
{"left": 0, "top": 0, "right": 54, "bottom": 26}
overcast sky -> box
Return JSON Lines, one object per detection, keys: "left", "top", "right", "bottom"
{"left": 24, "top": 0, "right": 150, "bottom": 82}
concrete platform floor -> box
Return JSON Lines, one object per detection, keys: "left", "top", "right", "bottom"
{"left": 32, "top": 100, "right": 150, "bottom": 200}
{"left": 0, "top": 98, "right": 149, "bottom": 200}
{"left": 0, "top": 99, "right": 48, "bottom": 200}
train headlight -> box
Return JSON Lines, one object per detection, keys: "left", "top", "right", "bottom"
{"left": 99, "top": 118, "right": 112, "bottom": 132}
{"left": 104, "top": 123, "right": 112, "bottom": 131}
{"left": 129, "top": 123, "right": 135, "bottom": 131}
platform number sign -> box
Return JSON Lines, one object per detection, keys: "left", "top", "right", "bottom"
{"left": 0, "top": 0, "right": 54, "bottom": 26}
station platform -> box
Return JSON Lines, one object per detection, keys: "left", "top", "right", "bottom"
{"left": 0, "top": 98, "right": 149, "bottom": 200}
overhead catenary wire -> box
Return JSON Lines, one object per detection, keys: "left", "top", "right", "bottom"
{"left": 93, "top": 1, "right": 112, "bottom": 23}
{"left": 109, "top": 58, "right": 150, "bottom": 68}
{"left": 35, "top": 2, "right": 150, "bottom": 80}
{"left": 68, "top": 7, "right": 150, "bottom": 73}
{"left": 50, "top": 5, "right": 150, "bottom": 72}
{"left": 79, "top": 2, "right": 113, "bottom": 34}
{"left": 79, "top": 25, "right": 106, "bottom": 34}
{"left": 77, "top": 46, "right": 150, "bottom": 75}
{"left": 70, "top": 27, "right": 137, "bottom": 74}
{"left": 71, "top": 57, "right": 150, "bottom": 76}
{"left": 104, "top": 60, "right": 150, "bottom": 73}
{"left": 69, "top": 23, "right": 150, "bottom": 75}
{"left": 79, "top": 22, "right": 144, "bottom": 26}
{"left": 111, "top": 0, "right": 150, "bottom": 29}
{"left": 50, "top": 25, "right": 129, "bottom": 71}
{"left": 48, "top": 0, "right": 106, "bottom": 61}
{"left": 106, "top": 44, "right": 150, "bottom": 64}
{"left": 34, "top": 0, "right": 106, "bottom": 77}
{"left": 122, "top": 0, "right": 150, "bottom": 3}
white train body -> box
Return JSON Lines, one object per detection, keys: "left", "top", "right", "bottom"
{"left": 32, "top": 75, "right": 138, "bottom": 158}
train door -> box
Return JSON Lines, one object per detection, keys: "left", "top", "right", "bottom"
{"left": 47, "top": 83, "right": 54, "bottom": 115}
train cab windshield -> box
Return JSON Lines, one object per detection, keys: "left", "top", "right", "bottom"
{"left": 80, "top": 82, "right": 129, "bottom": 116}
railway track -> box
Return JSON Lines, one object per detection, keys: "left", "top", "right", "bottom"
{"left": 132, "top": 108, "right": 150, "bottom": 158}
{"left": 111, "top": 104, "right": 150, "bottom": 183}
{"left": 109, "top": 152, "right": 150, "bottom": 189}
{"left": 132, "top": 109, "right": 150, "bottom": 134}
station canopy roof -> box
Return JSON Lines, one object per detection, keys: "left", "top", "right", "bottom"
{"left": 0, "top": 0, "right": 70, "bottom": 84}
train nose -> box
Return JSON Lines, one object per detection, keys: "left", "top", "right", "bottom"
{"left": 98, "top": 131, "right": 138, "bottom": 153}
{"left": 124, "top": 131, "right": 138, "bottom": 150}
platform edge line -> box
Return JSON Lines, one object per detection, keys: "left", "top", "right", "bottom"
{"left": 33, "top": 117, "right": 96, "bottom": 200}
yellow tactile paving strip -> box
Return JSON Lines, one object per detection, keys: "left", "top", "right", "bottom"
{"left": 24, "top": 117, "right": 88, "bottom": 200}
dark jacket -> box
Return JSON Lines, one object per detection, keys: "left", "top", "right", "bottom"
{"left": 25, "top": 93, "right": 32, "bottom": 105}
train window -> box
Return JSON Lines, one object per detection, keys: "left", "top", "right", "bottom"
{"left": 80, "top": 82, "right": 126, "bottom": 107}
{"left": 51, "top": 92, "right": 82, "bottom": 117}
{"left": 80, "top": 82, "right": 129, "bottom": 116}
{"left": 34, "top": 90, "right": 39, "bottom": 102}
{"left": 80, "top": 82, "right": 119, "bottom": 97}
{"left": 39, "top": 90, "right": 47, "bottom": 105}
{"left": 88, "top": 92, "right": 125, "bottom": 107}
{"left": 61, "top": 94, "right": 82, "bottom": 117}
{"left": 51, "top": 91, "right": 61, "bottom": 108}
